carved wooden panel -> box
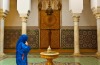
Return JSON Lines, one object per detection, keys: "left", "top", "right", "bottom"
{"left": 51, "top": 30, "right": 60, "bottom": 48}
{"left": 40, "top": 10, "right": 60, "bottom": 29}
{"left": 39, "top": 0, "right": 61, "bottom": 10}
{"left": 40, "top": 30, "right": 49, "bottom": 48}
{"left": 40, "top": 29, "right": 60, "bottom": 49}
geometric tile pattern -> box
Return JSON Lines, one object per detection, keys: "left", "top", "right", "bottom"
{"left": 4, "top": 28, "right": 39, "bottom": 49}
{"left": 79, "top": 29, "right": 97, "bottom": 49}
{"left": 61, "top": 29, "right": 74, "bottom": 49}
{"left": 27, "top": 29, "right": 39, "bottom": 49}
{"left": 61, "top": 29, "right": 97, "bottom": 49}
{"left": 4, "top": 29, "right": 21, "bottom": 49}
{"left": 4, "top": 27, "right": 97, "bottom": 49}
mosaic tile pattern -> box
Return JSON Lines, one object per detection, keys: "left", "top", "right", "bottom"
{"left": 4, "top": 29, "right": 21, "bottom": 49}
{"left": 27, "top": 29, "right": 39, "bottom": 49}
{"left": 61, "top": 29, "right": 74, "bottom": 49}
{"left": 61, "top": 29, "right": 97, "bottom": 49}
{"left": 4, "top": 28, "right": 39, "bottom": 49}
{"left": 79, "top": 29, "right": 97, "bottom": 49}
{"left": 4, "top": 27, "right": 97, "bottom": 49}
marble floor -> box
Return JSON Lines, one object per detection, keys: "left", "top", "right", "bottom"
{"left": 0, "top": 53, "right": 100, "bottom": 65}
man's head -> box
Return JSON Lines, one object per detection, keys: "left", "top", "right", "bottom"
{"left": 18, "top": 34, "right": 28, "bottom": 43}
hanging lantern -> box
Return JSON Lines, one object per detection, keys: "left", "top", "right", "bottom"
{"left": 46, "top": 0, "right": 53, "bottom": 15}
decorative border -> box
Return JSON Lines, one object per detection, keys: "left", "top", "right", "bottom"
{"left": 4, "top": 26, "right": 97, "bottom": 49}
{"left": 61, "top": 26, "right": 97, "bottom": 49}
{"left": 4, "top": 26, "right": 39, "bottom": 49}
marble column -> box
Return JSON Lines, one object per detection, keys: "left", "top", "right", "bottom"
{"left": 0, "top": 9, "right": 6, "bottom": 57}
{"left": 21, "top": 17, "right": 27, "bottom": 34}
{"left": 95, "top": 13, "right": 100, "bottom": 56}
{"left": 73, "top": 14, "right": 80, "bottom": 56}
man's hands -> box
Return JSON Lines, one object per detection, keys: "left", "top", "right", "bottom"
{"left": 22, "top": 54, "right": 24, "bottom": 60}
{"left": 25, "top": 41, "right": 28, "bottom": 45}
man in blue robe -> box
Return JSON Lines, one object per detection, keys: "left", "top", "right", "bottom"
{"left": 16, "top": 34, "right": 31, "bottom": 65}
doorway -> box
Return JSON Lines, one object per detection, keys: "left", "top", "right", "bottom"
{"left": 40, "top": 10, "right": 60, "bottom": 49}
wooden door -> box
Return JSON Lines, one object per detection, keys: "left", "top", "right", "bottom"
{"left": 40, "top": 10, "right": 60, "bottom": 49}
{"left": 40, "top": 29, "right": 60, "bottom": 49}
{"left": 51, "top": 29, "right": 60, "bottom": 48}
{"left": 40, "top": 10, "right": 60, "bottom": 29}
{"left": 40, "top": 30, "right": 49, "bottom": 48}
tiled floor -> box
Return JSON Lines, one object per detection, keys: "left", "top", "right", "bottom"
{"left": 0, "top": 54, "right": 100, "bottom": 65}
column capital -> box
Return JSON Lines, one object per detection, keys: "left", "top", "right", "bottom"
{"left": 20, "top": 17, "right": 28, "bottom": 22}
{"left": 72, "top": 13, "right": 80, "bottom": 22}
{"left": 0, "top": 9, "right": 8, "bottom": 20}
{"left": 91, "top": 7, "right": 100, "bottom": 19}
{"left": 95, "top": 13, "right": 100, "bottom": 19}
{"left": 91, "top": 7, "right": 100, "bottom": 15}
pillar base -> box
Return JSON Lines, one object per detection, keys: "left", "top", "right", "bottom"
{"left": 73, "top": 53, "right": 81, "bottom": 56}
{"left": 0, "top": 53, "right": 5, "bottom": 57}
{"left": 96, "top": 52, "right": 100, "bottom": 56}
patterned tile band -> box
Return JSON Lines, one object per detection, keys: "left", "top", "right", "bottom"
{"left": 61, "top": 29, "right": 97, "bottom": 49}
{"left": 4, "top": 27, "right": 39, "bottom": 49}
{"left": 4, "top": 27, "right": 97, "bottom": 49}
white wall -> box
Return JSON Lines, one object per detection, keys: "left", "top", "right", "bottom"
{"left": 62, "top": 0, "right": 96, "bottom": 26}
{"left": 3, "top": 0, "right": 10, "bottom": 11}
{"left": 0, "top": 0, "right": 3, "bottom": 9}
{"left": 62, "top": 0, "right": 73, "bottom": 26}
{"left": 5, "top": 0, "right": 96, "bottom": 27}
{"left": 79, "top": 0, "right": 96, "bottom": 26}
{"left": 5, "top": 0, "right": 38, "bottom": 26}
{"left": 17, "top": 0, "right": 31, "bottom": 14}
{"left": 27, "top": 0, "right": 38, "bottom": 26}
{"left": 69, "top": 0, "right": 83, "bottom": 13}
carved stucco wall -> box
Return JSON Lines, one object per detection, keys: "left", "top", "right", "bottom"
{"left": 39, "top": 0, "right": 61, "bottom": 10}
